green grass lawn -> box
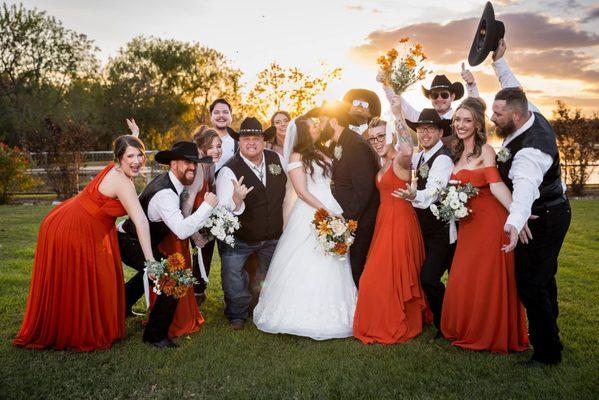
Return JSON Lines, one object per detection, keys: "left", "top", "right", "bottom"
{"left": 0, "top": 201, "right": 597, "bottom": 399}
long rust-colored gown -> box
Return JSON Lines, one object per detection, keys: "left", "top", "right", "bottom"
{"left": 441, "top": 166, "right": 529, "bottom": 353}
{"left": 14, "top": 165, "right": 126, "bottom": 351}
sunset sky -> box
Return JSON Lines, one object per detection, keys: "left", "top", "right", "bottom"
{"left": 11, "top": 0, "right": 599, "bottom": 117}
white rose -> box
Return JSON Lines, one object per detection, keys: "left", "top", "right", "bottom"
{"left": 458, "top": 192, "right": 468, "bottom": 202}
{"left": 330, "top": 220, "right": 346, "bottom": 236}
{"left": 450, "top": 199, "right": 460, "bottom": 210}
{"left": 455, "top": 208, "right": 467, "bottom": 218}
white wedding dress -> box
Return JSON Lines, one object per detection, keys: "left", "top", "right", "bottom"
{"left": 253, "top": 160, "right": 357, "bottom": 340}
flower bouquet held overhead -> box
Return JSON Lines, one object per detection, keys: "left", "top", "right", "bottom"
{"left": 376, "top": 37, "right": 430, "bottom": 143}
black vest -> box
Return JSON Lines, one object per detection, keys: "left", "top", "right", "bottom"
{"left": 497, "top": 112, "right": 563, "bottom": 207}
{"left": 223, "top": 150, "right": 287, "bottom": 242}
{"left": 122, "top": 172, "right": 178, "bottom": 255}
{"left": 414, "top": 144, "right": 452, "bottom": 234}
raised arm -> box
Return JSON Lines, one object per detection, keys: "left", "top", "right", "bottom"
{"left": 461, "top": 62, "right": 480, "bottom": 98}
{"left": 492, "top": 40, "right": 540, "bottom": 113}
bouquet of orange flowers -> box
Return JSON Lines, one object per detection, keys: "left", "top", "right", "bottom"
{"left": 377, "top": 37, "right": 428, "bottom": 95}
{"left": 144, "top": 253, "right": 198, "bottom": 299}
{"left": 311, "top": 208, "right": 358, "bottom": 259}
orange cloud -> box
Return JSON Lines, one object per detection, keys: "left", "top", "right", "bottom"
{"left": 350, "top": 12, "right": 599, "bottom": 80}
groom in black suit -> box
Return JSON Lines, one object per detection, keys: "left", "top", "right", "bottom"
{"left": 308, "top": 101, "right": 380, "bottom": 286}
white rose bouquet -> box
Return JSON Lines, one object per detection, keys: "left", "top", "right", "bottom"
{"left": 199, "top": 205, "right": 240, "bottom": 247}
{"left": 430, "top": 181, "right": 479, "bottom": 223}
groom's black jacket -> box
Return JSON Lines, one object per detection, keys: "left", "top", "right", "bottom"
{"left": 331, "top": 128, "right": 380, "bottom": 221}
{"left": 330, "top": 128, "right": 380, "bottom": 286}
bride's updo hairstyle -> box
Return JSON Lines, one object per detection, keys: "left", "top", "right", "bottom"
{"left": 293, "top": 116, "right": 332, "bottom": 178}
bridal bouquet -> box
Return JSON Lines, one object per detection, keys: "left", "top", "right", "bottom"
{"left": 144, "top": 253, "right": 198, "bottom": 298}
{"left": 377, "top": 37, "right": 428, "bottom": 95}
{"left": 430, "top": 181, "right": 479, "bottom": 223}
{"left": 311, "top": 208, "right": 358, "bottom": 259}
{"left": 199, "top": 205, "right": 240, "bottom": 247}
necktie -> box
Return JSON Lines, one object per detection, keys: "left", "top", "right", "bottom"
{"left": 253, "top": 165, "right": 264, "bottom": 185}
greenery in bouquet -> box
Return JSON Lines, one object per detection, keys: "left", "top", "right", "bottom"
{"left": 144, "top": 253, "right": 198, "bottom": 298}
{"left": 430, "top": 182, "right": 479, "bottom": 224}
{"left": 311, "top": 208, "right": 358, "bottom": 259}
{"left": 377, "top": 37, "right": 429, "bottom": 95}
{"left": 199, "top": 205, "right": 240, "bottom": 247}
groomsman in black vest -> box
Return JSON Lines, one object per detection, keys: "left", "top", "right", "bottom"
{"left": 215, "top": 117, "right": 287, "bottom": 330}
{"left": 118, "top": 142, "right": 217, "bottom": 348}
{"left": 393, "top": 109, "right": 455, "bottom": 334}
{"left": 493, "top": 88, "right": 571, "bottom": 366}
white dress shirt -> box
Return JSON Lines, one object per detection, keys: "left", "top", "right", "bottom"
{"left": 144, "top": 171, "right": 214, "bottom": 240}
{"left": 216, "top": 151, "right": 284, "bottom": 215}
{"left": 350, "top": 124, "right": 369, "bottom": 135}
{"left": 502, "top": 113, "right": 555, "bottom": 232}
{"left": 493, "top": 57, "right": 566, "bottom": 232}
{"left": 215, "top": 133, "right": 236, "bottom": 172}
{"left": 410, "top": 141, "right": 456, "bottom": 243}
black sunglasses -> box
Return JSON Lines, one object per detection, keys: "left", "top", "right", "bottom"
{"left": 430, "top": 91, "right": 450, "bottom": 100}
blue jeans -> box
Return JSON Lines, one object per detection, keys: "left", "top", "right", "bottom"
{"left": 220, "top": 238, "right": 278, "bottom": 322}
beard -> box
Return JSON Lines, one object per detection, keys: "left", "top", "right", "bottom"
{"left": 319, "top": 122, "right": 335, "bottom": 143}
{"left": 494, "top": 119, "right": 517, "bottom": 138}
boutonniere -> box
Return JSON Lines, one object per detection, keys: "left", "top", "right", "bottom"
{"left": 268, "top": 163, "right": 282, "bottom": 176}
{"left": 418, "top": 163, "right": 430, "bottom": 179}
{"left": 334, "top": 145, "right": 343, "bottom": 160}
{"left": 497, "top": 147, "right": 512, "bottom": 163}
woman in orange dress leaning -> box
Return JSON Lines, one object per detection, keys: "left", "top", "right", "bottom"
{"left": 441, "top": 97, "right": 529, "bottom": 353}
{"left": 14, "top": 135, "right": 155, "bottom": 351}
{"left": 353, "top": 117, "right": 431, "bottom": 344}
{"left": 183, "top": 128, "right": 223, "bottom": 301}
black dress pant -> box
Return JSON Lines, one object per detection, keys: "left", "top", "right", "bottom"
{"left": 118, "top": 232, "right": 147, "bottom": 314}
{"left": 118, "top": 231, "right": 179, "bottom": 343}
{"left": 420, "top": 225, "right": 455, "bottom": 329}
{"left": 350, "top": 205, "right": 378, "bottom": 287}
{"left": 515, "top": 201, "right": 571, "bottom": 364}
{"left": 191, "top": 238, "right": 215, "bottom": 294}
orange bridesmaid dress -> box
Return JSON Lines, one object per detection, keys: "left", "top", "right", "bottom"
{"left": 441, "top": 166, "right": 529, "bottom": 353}
{"left": 14, "top": 165, "right": 126, "bottom": 351}
{"left": 353, "top": 167, "right": 431, "bottom": 344}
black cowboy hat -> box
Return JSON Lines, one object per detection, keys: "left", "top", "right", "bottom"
{"left": 422, "top": 75, "right": 464, "bottom": 100}
{"left": 225, "top": 126, "right": 241, "bottom": 141}
{"left": 304, "top": 100, "right": 359, "bottom": 127}
{"left": 343, "top": 89, "right": 382, "bottom": 119}
{"left": 406, "top": 108, "right": 452, "bottom": 137}
{"left": 468, "top": 2, "right": 505, "bottom": 67}
{"left": 154, "top": 141, "right": 213, "bottom": 165}
{"left": 227, "top": 117, "right": 265, "bottom": 142}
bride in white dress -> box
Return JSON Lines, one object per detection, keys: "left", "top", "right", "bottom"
{"left": 253, "top": 116, "right": 357, "bottom": 340}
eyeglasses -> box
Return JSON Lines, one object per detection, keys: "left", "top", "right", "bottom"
{"left": 416, "top": 126, "right": 440, "bottom": 134}
{"left": 352, "top": 99, "right": 370, "bottom": 109}
{"left": 367, "top": 133, "right": 386, "bottom": 144}
{"left": 430, "top": 91, "right": 450, "bottom": 100}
